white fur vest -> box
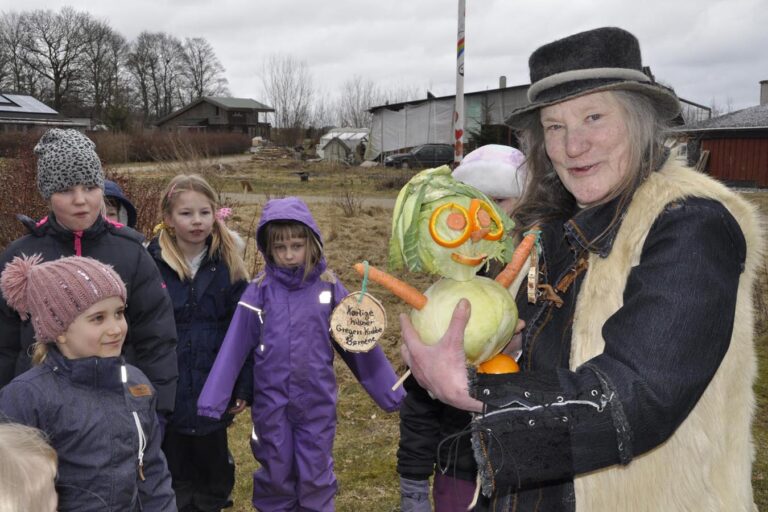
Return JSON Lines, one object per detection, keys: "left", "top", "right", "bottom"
{"left": 571, "top": 157, "right": 763, "bottom": 511}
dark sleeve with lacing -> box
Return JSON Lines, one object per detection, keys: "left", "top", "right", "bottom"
{"left": 470, "top": 198, "right": 745, "bottom": 495}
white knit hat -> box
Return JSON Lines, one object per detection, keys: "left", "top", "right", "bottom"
{"left": 452, "top": 144, "right": 527, "bottom": 199}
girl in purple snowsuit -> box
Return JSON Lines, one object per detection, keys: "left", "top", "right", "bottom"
{"left": 198, "top": 197, "right": 404, "bottom": 511}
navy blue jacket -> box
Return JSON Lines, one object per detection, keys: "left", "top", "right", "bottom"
{"left": 0, "top": 348, "right": 176, "bottom": 511}
{"left": 148, "top": 239, "right": 251, "bottom": 435}
{"left": 0, "top": 213, "right": 179, "bottom": 414}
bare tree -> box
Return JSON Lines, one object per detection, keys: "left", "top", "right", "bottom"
{"left": 181, "top": 37, "right": 229, "bottom": 103}
{"left": 126, "top": 32, "right": 158, "bottom": 122}
{"left": 708, "top": 96, "right": 735, "bottom": 118}
{"left": 0, "top": 12, "right": 42, "bottom": 96}
{"left": 261, "top": 54, "right": 314, "bottom": 129}
{"left": 154, "top": 33, "right": 185, "bottom": 118}
{"left": 19, "top": 7, "right": 92, "bottom": 112}
{"left": 336, "top": 75, "right": 384, "bottom": 128}
{"left": 309, "top": 88, "right": 336, "bottom": 130}
{"left": 80, "top": 17, "right": 126, "bottom": 121}
{"left": 126, "top": 31, "right": 185, "bottom": 121}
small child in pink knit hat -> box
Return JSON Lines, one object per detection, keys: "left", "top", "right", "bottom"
{"left": 0, "top": 254, "right": 176, "bottom": 511}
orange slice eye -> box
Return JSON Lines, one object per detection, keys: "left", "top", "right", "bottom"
{"left": 429, "top": 202, "right": 470, "bottom": 248}
{"left": 446, "top": 212, "right": 466, "bottom": 231}
{"left": 470, "top": 200, "right": 504, "bottom": 241}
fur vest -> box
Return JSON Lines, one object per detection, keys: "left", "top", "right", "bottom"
{"left": 571, "top": 157, "right": 763, "bottom": 511}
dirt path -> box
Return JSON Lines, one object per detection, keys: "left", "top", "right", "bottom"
{"left": 221, "top": 192, "right": 396, "bottom": 208}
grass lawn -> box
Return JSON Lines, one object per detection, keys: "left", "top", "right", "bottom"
{"left": 112, "top": 159, "right": 768, "bottom": 510}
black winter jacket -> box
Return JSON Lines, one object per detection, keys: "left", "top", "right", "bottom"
{"left": 395, "top": 260, "right": 509, "bottom": 483}
{"left": 148, "top": 239, "right": 251, "bottom": 435}
{"left": 397, "top": 374, "right": 477, "bottom": 482}
{"left": 0, "top": 347, "right": 176, "bottom": 511}
{"left": 0, "top": 213, "right": 179, "bottom": 413}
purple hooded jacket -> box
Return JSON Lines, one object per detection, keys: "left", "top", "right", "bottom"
{"left": 198, "top": 197, "right": 404, "bottom": 422}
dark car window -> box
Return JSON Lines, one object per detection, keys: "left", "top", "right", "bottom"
{"left": 435, "top": 145, "right": 453, "bottom": 162}
{"left": 414, "top": 145, "right": 435, "bottom": 165}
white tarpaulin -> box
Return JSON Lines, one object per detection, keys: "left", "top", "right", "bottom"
{"left": 367, "top": 100, "right": 454, "bottom": 160}
{"left": 367, "top": 86, "right": 530, "bottom": 161}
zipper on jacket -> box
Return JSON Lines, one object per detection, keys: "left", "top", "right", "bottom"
{"left": 122, "top": 364, "right": 147, "bottom": 481}
{"left": 73, "top": 230, "right": 83, "bottom": 256}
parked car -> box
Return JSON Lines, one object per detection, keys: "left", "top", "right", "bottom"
{"left": 383, "top": 143, "right": 454, "bottom": 169}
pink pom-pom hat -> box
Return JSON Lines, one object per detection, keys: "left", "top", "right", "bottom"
{"left": 0, "top": 255, "right": 127, "bottom": 343}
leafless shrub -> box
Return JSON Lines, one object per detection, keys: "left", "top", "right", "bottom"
{"left": 373, "top": 170, "right": 411, "bottom": 191}
{"left": 0, "top": 143, "right": 48, "bottom": 250}
{"left": 236, "top": 210, "right": 264, "bottom": 277}
{"left": 104, "top": 171, "right": 165, "bottom": 240}
{"left": 333, "top": 189, "right": 363, "bottom": 218}
{"left": 90, "top": 131, "right": 250, "bottom": 164}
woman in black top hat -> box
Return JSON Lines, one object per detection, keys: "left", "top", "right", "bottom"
{"left": 400, "top": 27, "right": 762, "bottom": 511}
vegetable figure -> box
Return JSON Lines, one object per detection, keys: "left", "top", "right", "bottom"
{"left": 356, "top": 165, "right": 533, "bottom": 367}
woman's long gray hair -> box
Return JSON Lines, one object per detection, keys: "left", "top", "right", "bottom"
{"left": 512, "top": 90, "right": 672, "bottom": 236}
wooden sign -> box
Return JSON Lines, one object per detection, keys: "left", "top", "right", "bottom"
{"left": 330, "top": 292, "right": 387, "bottom": 352}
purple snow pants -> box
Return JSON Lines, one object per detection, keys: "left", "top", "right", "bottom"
{"left": 250, "top": 398, "right": 337, "bottom": 511}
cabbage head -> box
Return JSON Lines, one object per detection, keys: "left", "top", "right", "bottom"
{"left": 410, "top": 276, "right": 518, "bottom": 364}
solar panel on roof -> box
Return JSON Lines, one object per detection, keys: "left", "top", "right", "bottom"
{"left": 0, "top": 94, "right": 58, "bottom": 114}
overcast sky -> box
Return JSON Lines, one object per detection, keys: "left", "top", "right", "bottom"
{"left": 4, "top": 0, "right": 767, "bottom": 112}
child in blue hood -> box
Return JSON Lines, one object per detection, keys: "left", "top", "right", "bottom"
{"left": 198, "top": 197, "right": 404, "bottom": 511}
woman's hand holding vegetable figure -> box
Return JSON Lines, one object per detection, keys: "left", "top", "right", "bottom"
{"left": 400, "top": 299, "right": 484, "bottom": 412}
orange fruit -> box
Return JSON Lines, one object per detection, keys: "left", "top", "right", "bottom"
{"left": 476, "top": 353, "right": 520, "bottom": 374}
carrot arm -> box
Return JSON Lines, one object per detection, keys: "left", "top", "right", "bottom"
{"left": 353, "top": 263, "right": 427, "bottom": 310}
{"left": 495, "top": 229, "right": 539, "bottom": 288}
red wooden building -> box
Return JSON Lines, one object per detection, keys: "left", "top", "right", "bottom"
{"left": 678, "top": 85, "right": 768, "bottom": 188}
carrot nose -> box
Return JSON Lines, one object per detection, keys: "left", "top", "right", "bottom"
{"left": 470, "top": 228, "right": 490, "bottom": 242}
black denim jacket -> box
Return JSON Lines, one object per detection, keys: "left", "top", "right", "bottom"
{"left": 471, "top": 194, "right": 746, "bottom": 511}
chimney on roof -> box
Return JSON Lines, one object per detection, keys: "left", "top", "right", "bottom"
{"left": 761, "top": 80, "right": 768, "bottom": 106}
{"left": 499, "top": 76, "right": 507, "bottom": 89}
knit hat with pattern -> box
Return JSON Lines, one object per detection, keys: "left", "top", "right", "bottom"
{"left": 0, "top": 255, "right": 126, "bottom": 343}
{"left": 35, "top": 129, "right": 104, "bottom": 200}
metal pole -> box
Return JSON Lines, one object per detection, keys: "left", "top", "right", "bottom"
{"left": 453, "top": 0, "right": 466, "bottom": 165}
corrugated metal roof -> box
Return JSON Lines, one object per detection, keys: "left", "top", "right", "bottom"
{"left": 205, "top": 96, "right": 274, "bottom": 111}
{"left": 319, "top": 128, "right": 368, "bottom": 150}
{"left": 678, "top": 104, "right": 768, "bottom": 132}
{"left": 0, "top": 94, "right": 58, "bottom": 115}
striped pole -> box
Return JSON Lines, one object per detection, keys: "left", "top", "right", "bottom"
{"left": 453, "top": 0, "right": 466, "bottom": 165}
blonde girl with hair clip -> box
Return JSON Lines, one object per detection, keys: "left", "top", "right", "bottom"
{"left": 198, "top": 196, "right": 404, "bottom": 511}
{"left": 0, "top": 255, "right": 175, "bottom": 511}
{"left": 148, "top": 173, "right": 251, "bottom": 511}
{"left": 0, "top": 423, "right": 58, "bottom": 512}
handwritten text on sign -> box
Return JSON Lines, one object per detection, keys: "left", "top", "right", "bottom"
{"left": 330, "top": 292, "right": 387, "bottom": 352}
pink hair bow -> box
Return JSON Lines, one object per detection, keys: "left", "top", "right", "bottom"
{"left": 216, "top": 207, "right": 233, "bottom": 220}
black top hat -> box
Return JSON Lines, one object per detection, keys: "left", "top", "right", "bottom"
{"left": 506, "top": 27, "right": 680, "bottom": 128}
